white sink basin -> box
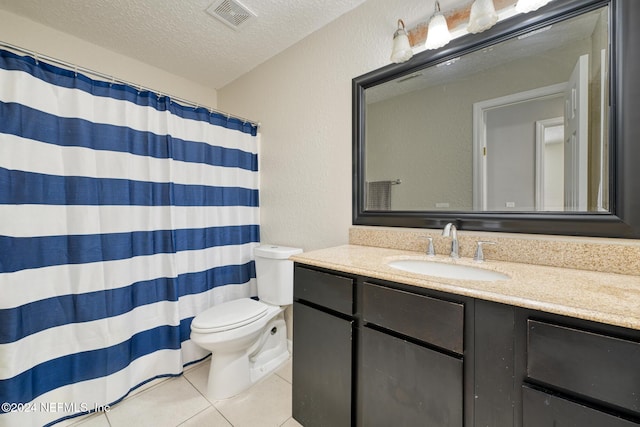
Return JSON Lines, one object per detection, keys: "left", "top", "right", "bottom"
{"left": 388, "top": 259, "right": 510, "bottom": 282}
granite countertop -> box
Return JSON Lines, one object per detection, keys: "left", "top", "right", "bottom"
{"left": 290, "top": 244, "right": 640, "bottom": 331}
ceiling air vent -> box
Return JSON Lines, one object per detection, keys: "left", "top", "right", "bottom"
{"left": 206, "top": 0, "right": 256, "bottom": 31}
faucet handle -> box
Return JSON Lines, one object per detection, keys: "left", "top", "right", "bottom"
{"left": 423, "top": 236, "right": 435, "bottom": 257}
{"left": 474, "top": 241, "right": 496, "bottom": 262}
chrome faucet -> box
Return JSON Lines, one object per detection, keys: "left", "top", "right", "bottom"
{"left": 442, "top": 223, "right": 459, "bottom": 258}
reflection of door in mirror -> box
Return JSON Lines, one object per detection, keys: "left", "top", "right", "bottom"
{"left": 473, "top": 84, "right": 565, "bottom": 211}
{"left": 564, "top": 54, "right": 589, "bottom": 211}
{"left": 536, "top": 118, "right": 564, "bottom": 211}
{"left": 475, "top": 55, "right": 589, "bottom": 212}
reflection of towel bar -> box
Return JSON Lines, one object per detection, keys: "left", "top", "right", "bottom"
{"left": 391, "top": 179, "right": 402, "bottom": 185}
{"left": 366, "top": 181, "right": 394, "bottom": 210}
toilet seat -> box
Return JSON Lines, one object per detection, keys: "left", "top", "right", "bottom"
{"left": 191, "top": 298, "right": 269, "bottom": 333}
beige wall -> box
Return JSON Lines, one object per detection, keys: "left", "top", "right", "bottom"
{"left": 0, "top": 9, "right": 217, "bottom": 108}
{"left": 218, "top": 0, "right": 431, "bottom": 251}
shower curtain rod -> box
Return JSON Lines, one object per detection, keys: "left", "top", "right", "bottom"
{"left": 0, "top": 41, "right": 260, "bottom": 128}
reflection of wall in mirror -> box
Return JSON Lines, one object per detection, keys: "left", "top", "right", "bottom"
{"left": 542, "top": 123, "right": 565, "bottom": 211}
{"left": 366, "top": 31, "right": 604, "bottom": 212}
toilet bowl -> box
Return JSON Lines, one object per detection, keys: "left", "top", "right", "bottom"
{"left": 190, "top": 244, "right": 302, "bottom": 400}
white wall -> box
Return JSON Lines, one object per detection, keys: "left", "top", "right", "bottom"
{"left": 0, "top": 10, "right": 217, "bottom": 108}
{"left": 217, "top": 0, "right": 430, "bottom": 251}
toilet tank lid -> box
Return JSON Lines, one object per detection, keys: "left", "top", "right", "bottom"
{"left": 254, "top": 245, "right": 302, "bottom": 259}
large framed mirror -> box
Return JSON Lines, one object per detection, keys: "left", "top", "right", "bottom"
{"left": 353, "top": 0, "right": 640, "bottom": 238}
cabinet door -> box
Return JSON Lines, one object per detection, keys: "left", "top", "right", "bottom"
{"left": 360, "top": 327, "right": 463, "bottom": 427}
{"left": 292, "top": 302, "right": 353, "bottom": 427}
{"left": 523, "top": 386, "right": 640, "bottom": 427}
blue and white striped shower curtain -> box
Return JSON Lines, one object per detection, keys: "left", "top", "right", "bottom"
{"left": 0, "top": 48, "right": 260, "bottom": 426}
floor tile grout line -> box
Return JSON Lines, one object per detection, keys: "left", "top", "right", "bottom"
{"left": 179, "top": 370, "right": 292, "bottom": 427}
{"left": 73, "top": 358, "right": 293, "bottom": 427}
{"left": 174, "top": 404, "right": 232, "bottom": 427}
{"left": 181, "top": 366, "right": 235, "bottom": 427}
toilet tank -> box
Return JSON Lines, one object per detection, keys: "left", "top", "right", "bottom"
{"left": 254, "top": 244, "right": 303, "bottom": 306}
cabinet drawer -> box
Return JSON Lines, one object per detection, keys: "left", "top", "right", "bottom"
{"left": 527, "top": 320, "right": 640, "bottom": 414}
{"left": 294, "top": 266, "right": 353, "bottom": 315}
{"left": 523, "top": 386, "right": 639, "bottom": 427}
{"left": 363, "top": 282, "right": 464, "bottom": 354}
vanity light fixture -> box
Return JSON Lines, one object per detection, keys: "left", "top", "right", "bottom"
{"left": 515, "top": 0, "right": 552, "bottom": 13}
{"left": 390, "top": 19, "right": 414, "bottom": 63}
{"left": 425, "top": 1, "right": 452, "bottom": 50}
{"left": 467, "top": 0, "right": 498, "bottom": 34}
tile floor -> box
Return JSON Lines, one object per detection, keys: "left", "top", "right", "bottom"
{"left": 65, "top": 358, "right": 302, "bottom": 427}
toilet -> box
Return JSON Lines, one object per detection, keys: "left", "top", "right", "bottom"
{"left": 190, "top": 244, "right": 302, "bottom": 400}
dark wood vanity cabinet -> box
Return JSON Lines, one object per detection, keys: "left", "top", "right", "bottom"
{"left": 521, "top": 318, "right": 640, "bottom": 427}
{"left": 292, "top": 267, "right": 355, "bottom": 427}
{"left": 360, "top": 327, "right": 463, "bottom": 426}
{"left": 360, "top": 283, "right": 465, "bottom": 426}
{"left": 293, "top": 302, "right": 352, "bottom": 426}
{"left": 292, "top": 264, "right": 640, "bottom": 427}
{"left": 522, "top": 386, "right": 639, "bottom": 427}
{"left": 293, "top": 265, "right": 469, "bottom": 427}
{"left": 361, "top": 282, "right": 464, "bottom": 354}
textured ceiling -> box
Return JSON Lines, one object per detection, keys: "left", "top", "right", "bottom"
{"left": 0, "top": 0, "right": 372, "bottom": 90}
{"left": 0, "top": 0, "right": 472, "bottom": 90}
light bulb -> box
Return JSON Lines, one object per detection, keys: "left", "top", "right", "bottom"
{"left": 425, "top": 12, "right": 451, "bottom": 49}
{"left": 467, "top": 0, "right": 498, "bottom": 34}
{"left": 390, "top": 19, "right": 413, "bottom": 63}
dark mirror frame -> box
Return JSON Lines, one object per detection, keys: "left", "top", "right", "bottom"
{"left": 353, "top": 0, "right": 640, "bottom": 238}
